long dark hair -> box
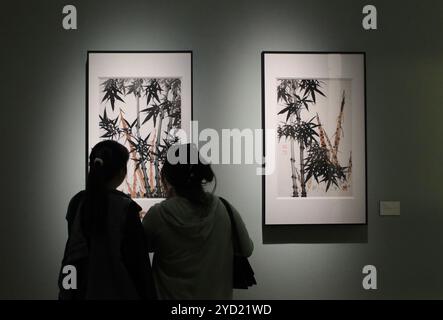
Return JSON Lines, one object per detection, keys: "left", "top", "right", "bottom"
{"left": 161, "top": 143, "right": 215, "bottom": 204}
{"left": 83, "top": 140, "right": 129, "bottom": 235}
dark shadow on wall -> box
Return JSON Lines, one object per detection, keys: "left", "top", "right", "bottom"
{"left": 262, "top": 225, "right": 368, "bottom": 244}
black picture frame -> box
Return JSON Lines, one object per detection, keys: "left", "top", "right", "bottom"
{"left": 261, "top": 51, "right": 367, "bottom": 228}
{"left": 86, "top": 50, "right": 193, "bottom": 211}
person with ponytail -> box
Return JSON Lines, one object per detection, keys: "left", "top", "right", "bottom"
{"left": 142, "top": 143, "right": 254, "bottom": 299}
{"left": 58, "top": 140, "right": 156, "bottom": 300}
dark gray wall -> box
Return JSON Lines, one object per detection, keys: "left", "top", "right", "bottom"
{"left": 1, "top": 0, "right": 443, "bottom": 299}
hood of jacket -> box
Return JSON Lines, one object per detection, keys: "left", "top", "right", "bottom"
{"left": 154, "top": 193, "right": 220, "bottom": 240}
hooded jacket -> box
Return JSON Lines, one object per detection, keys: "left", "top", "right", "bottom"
{"left": 142, "top": 193, "right": 253, "bottom": 299}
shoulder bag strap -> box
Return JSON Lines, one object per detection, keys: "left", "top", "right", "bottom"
{"left": 219, "top": 197, "right": 240, "bottom": 252}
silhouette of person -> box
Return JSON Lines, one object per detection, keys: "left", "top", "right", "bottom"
{"left": 58, "top": 140, "right": 156, "bottom": 300}
{"left": 142, "top": 143, "right": 253, "bottom": 299}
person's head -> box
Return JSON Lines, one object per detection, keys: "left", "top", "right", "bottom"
{"left": 161, "top": 143, "right": 215, "bottom": 204}
{"left": 88, "top": 140, "right": 129, "bottom": 189}
{"left": 84, "top": 140, "right": 129, "bottom": 234}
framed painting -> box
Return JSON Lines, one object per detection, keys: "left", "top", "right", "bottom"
{"left": 262, "top": 52, "right": 367, "bottom": 225}
{"left": 87, "top": 51, "right": 192, "bottom": 212}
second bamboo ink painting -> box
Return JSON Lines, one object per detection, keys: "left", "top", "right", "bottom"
{"left": 276, "top": 78, "right": 352, "bottom": 198}
{"left": 263, "top": 53, "right": 366, "bottom": 225}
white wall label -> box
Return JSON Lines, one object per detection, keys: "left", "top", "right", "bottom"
{"left": 362, "top": 265, "right": 377, "bottom": 290}
{"left": 62, "top": 5, "right": 77, "bottom": 30}
{"left": 362, "top": 5, "right": 377, "bottom": 30}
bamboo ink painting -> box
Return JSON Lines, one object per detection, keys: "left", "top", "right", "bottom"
{"left": 263, "top": 53, "right": 366, "bottom": 225}
{"left": 276, "top": 79, "right": 352, "bottom": 198}
{"left": 99, "top": 77, "right": 182, "bottom": 198}
{"left": 88, "top": 52, "right": 192, "bottom": 211}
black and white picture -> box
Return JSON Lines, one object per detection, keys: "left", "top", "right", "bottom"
{"left": 263, "top": 53, "right": 366, "bottom": 225}
{"left": 276, "top": 78, "right": 352, "bottom": 198}
{"left": 88, "top": 52, "right": 192, "bottom": 211}
{"left": 99, "top": 77, "right": 182, "bottom": 198}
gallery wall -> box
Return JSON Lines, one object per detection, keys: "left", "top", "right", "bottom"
{"left": 1, "top": 0, "right": 443, "bottom": 299}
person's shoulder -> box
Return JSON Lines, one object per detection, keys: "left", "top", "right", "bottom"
{"left": 209, "top": 193, "right": 226, "bottom": 208}
{"left": 143, "top": 199, "right": 170, "bottom": 225}
{"left": 209, "top": 193, "right": 222, "bottom": 203}
{"left": 212, "top": 194, "right": 241, "bottom": 217}
{"left": 107, "top": 189, "right": 143, "bottom": 214}
{"left": 69, "top": 190, "right": 86, "bottom": 203}
{"left": 108, "top": 189, "right": 131, "bottom": 200}
{"left": 147, "top": 201, "right": 163, "bottom": 215}
{"left": 66, "top": 190, "right": 86, "bottom": 220}
{"left": 108, "top": 189, "right": 134, "bottom": 205}
{"left": 68, "top": 190, "right": 87, "bottom": 210}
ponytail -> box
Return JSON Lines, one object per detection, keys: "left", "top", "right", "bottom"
{"left": 161, "top": 143, "right": 216, "bottom": 205}
{"left": 83, "top": 140, "right": 129, "bottom": 235}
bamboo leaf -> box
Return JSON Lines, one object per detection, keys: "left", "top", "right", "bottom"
{"left": 314, "top": 87, "right": 326, "bottom": 97}
{"left": 277, "top": 105, "right": 291, "bottom": 115}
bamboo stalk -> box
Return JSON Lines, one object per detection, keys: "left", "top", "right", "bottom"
{"left": 135, "top": 92, "right": 151, "bottom": 196}
{"left": 147, "top": 132, "right": 154, "bottom": 193}
{"left": 153, "top": 82, "right": 171, "bottom": 196}
{"left": 119, "top": 109, "right": 138, "bottom": 197}
{"left": 295, "top": 167, "right": 301, "bottom": 185}
{"left": 136, "top": 168, "right": 147, "bottom": 196}
{"left": 332, "top": 90, "right": 346, "bottom": 165}
{"left": 346, "top": 151, "right": 352, "bottom": 186}
{"left": 119, "top": 108, "right": 150, "bottom": 197}
{"left": 153, "top": 114, "right": 163, "bottom": 196}
{"left": 316, "top": 113, "right": 327, "bottom": 149}
{"left": 126, "top": 178, "right": 135, "bottom": 198}
{"left": 347, "top": 151, "right": 352, "bottom": 179}
{"left": 306, "top": 173, "right": 312, "bottom": 191}
{"left": 284, "top": 80, "right": 308, "bottom": 197}
{"left": 287, "top": 80, "right": 300, "bottom": 197}
{"left": 290, "top": 139, "right": 299, "bottom": 197}
{"left": 289, "top": 82, "right": 307, "bottom": 198}
{"left": 297, "top": 111, "right": 307, "bottom": 197}
{"left": 149, "top": 132, "right": 156, "bottom": 194}
{"left": 317, "top": 113, "right": 336, "bottom": 164}
{"left": 166, "top": 109, "right": 173, "bottom": 136}
{"left": 132, "top": 168, "right": 138, "bottom": 197}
